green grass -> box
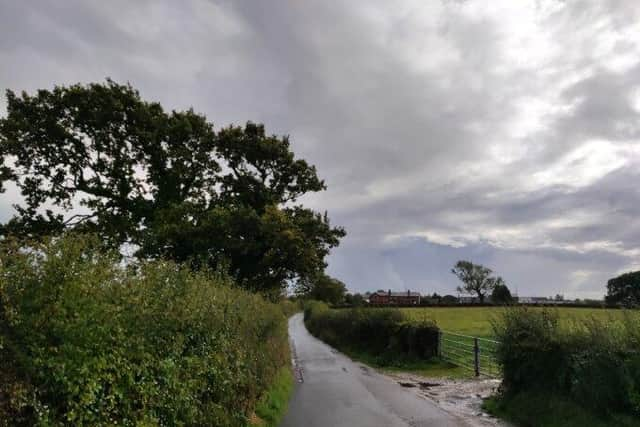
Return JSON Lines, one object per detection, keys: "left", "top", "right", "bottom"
{"left": 401, "top": 306, "right": 629, "bottom": 338}
{"left": 326, "top": 345, "right": 472, "bottom": 379}
{"left": 252, "top": 367, "right": 294, "bottom": 427}
{"left": 378, "top": 359, "right": 471, "bottom": 379}
{"left": 483, "top": 393, "right": 640, "bottom": 427}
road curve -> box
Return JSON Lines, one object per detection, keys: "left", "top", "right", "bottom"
{"left": 280, "top": 314, "right": 469, "bottom": 427}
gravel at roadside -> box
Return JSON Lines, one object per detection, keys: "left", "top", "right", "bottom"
{"left": 384, "top": 372, "right": 511, "bottom": 427}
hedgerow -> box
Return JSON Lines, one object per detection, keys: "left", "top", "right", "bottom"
{"left": 0, "top": 234, "right": 290, "bottom": 426}
{"left": 492, "top": 307, "right": 640, "bottom": 423}
{"left": 280, "top": 299, "right": 302, "bottom": 318}
{"left": 304, "top": 302, "right": 439, "bottom": 363}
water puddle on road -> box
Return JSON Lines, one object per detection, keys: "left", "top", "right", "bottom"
{"left": 398, "top": 382, "right": 417, "bottom": 388}
{"left": 387, "top": 372, "right": 510, "bottom": 427}
{"left": 399, "top": 381, "right": 442, "bottom": 389}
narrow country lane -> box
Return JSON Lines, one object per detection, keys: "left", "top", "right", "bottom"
{"left": 280, "top": 314, "right": 469, "bottom": 427}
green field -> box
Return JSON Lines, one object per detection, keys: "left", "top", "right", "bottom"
{"left": 401, "top": 306, "right": 629, "bottom": 338}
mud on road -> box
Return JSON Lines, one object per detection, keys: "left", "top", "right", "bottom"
{"left": 385, "top": 372, "right": 510, "bottom": 427}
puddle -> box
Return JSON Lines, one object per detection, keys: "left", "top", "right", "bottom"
{"left": 398, "top": 382, "right": 417, "bottom": 388}
{"left": 419, "top": 382, "right": 441, "bottom": 388}
{"left": 359, "top": 365, "right": 372, "bottom": 376}
{"left": 386, "top": 372, "right": 510, "bottom": 426}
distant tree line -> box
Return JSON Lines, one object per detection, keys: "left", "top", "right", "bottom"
{"left": 300, "top": 259, "right": 640, "bottom": 308}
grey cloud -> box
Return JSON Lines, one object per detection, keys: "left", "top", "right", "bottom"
{"left": 1, "top": 0, "right": 639, "bottom": 298}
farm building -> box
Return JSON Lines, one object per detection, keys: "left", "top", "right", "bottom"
{"left": 369, "top": 289, "right": 421, "bottom": 305}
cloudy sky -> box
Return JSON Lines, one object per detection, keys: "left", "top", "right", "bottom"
{"left": 2, "top": 0, "right": 640, "bottom": 298}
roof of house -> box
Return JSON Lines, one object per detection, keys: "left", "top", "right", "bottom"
{"left": 371, "top": 291, "right": 421, "bottom": 297}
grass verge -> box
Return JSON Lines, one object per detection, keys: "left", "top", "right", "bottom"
{"left": 251, "top": 367, "right": 294, "bottom": 427}
{"left": 483, "top": 393, "right": 640, "bottom": 427}
{"left": 328, "top": 346, "right": 473, "bottom": 379}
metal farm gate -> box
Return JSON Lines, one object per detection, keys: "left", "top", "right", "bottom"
{"left": 438, "top": 331, "right": 501, "bottom": 377}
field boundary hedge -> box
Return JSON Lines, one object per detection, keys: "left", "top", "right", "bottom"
{"left": 304, "top": 301, "right": 439, "bottom": 364}
{"left": 491, "top": 307, "right": 640, "bottom": 424}
{"left": 0, "top": 234, "right": 292, "bottom": 426}
{"left": 335, "top": 302, "right": 618, "bottom": 309}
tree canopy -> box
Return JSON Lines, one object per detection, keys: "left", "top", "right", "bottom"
{"left": 491, "top": 282, "right": 514, "bottom": 304}
{"left": 296, "top": 273, "right": 347, "bottom": 305}
{"left": 344, "top": 293, "right": 365, "bottom": 307}
{"left": 605, "top": 271, "right": 640, "bottom": 307}
{"left": 0, "top": 80, "right": 345, "bottom": 297}
{"left": 452, "top": 260, "right": 504, "bottom": 303}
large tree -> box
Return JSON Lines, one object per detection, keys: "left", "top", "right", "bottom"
{"left": 296, "top": 273, "right": 347, "bottom": 305}
{"left": 0, "top": 80, "right": 345, "bottom": 296}
{"left": 452, "top": 260, "right": 504, "bottom": 303}
{"left": 605, "top": 271, "right": 640, "bottom": 307}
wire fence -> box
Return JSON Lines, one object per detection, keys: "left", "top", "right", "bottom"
{"left": 439, "top": 331, "right": 501, "bottom": 377}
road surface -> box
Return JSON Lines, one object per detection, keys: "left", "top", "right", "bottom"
{"left": 281, "top": 314, "right": 468, "bottom": 427}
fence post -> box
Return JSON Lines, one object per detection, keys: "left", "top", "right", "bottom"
{"left": 473, "top": 337, "right": 480, "bottom": 377}
{"left": 438, "top": 331, "right": 442, "bottom": 358}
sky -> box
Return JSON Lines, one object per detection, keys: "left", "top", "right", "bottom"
{"left": 1, "top": 0, "right": 640, "bottom": 299}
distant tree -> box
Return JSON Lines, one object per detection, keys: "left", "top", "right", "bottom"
{"left": 0, "top": 80, "right": 345, "bottom": 298}
{"left": 352, "top": 293, "right": 366, "bottom": 306}
{"left": 344, "top": 293, "right": 353, "bottom": 304}
{"left": 605, "top": 271, "right": 640, "bottom": 307}
{"left": 344, "top": 292, "right": 365, "bottom": 307}
{"left": 441, "top": 294, "right": 459, "bottom": 304}
{"left": 451, "top": 260, "right": 504, "bottom": 303}
{"left": 554, "top": 294, "right": 564, "bottom": 301}
{"left": 491, "top": 283, "right": 513, "bottom": 304}
{"left": 297, "top": 273, "right": 347, "bottom": 305}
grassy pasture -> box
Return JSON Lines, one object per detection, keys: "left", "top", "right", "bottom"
{"left": 401, "top": 306, "right": 629, "bottom": 338}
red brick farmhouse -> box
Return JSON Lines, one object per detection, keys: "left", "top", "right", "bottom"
{"left": 368, "top": 290, "right": 421, "bottom": 305}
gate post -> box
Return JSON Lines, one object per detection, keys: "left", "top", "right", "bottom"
{"left": 473, "top": 337, "right": 480, "bottom": 377}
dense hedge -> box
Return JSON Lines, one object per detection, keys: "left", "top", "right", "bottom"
{"left": 304, "top": 302, "right": 439, "bottom": 363}
{"left": 280, "top": 299, "right": 303, "bottom": 318}
{"left": 0, "top": 235, "right": 290, "bottom": 426}
{"left": 493, "top": 307, "right": 640, "bottom": 420}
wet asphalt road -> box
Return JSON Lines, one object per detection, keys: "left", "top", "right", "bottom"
{"left": 280, "top": 314, "right": 468, "bottom": 427}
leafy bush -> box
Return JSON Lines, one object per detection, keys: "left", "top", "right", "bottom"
{"left": 303, "top": 300, "right": 329, "bottom": 321}
{"left": 492, "top": 308, "right": 567, "bottom": 393}
{"left": 280, "top": 299, "right": 302, "bottom": 318}
{"left": 304, "top": 302, "right": 439, "bottom": 363}
{"left": 493, "top": 307, "right": 640, "bottom": 419}
{"left": 483, "top": 391, "right": 640, "bottom": 427}
{"left": 0, "top": 234, "right": 290, "bottom": 426}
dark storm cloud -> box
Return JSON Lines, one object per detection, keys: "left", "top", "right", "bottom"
{"left": 1, "top": 0, "right": 639, "bottom": 298}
